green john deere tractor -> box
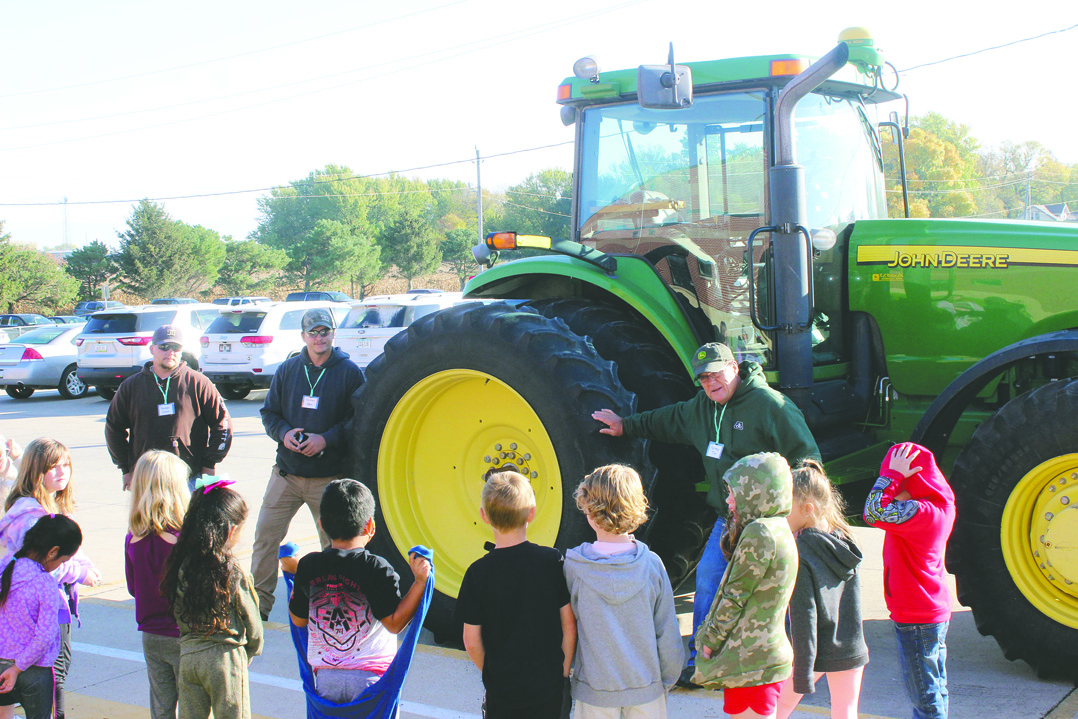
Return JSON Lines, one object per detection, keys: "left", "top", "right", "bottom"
{"left": 351, "top": 28, "right": 1078, "bottom": 677}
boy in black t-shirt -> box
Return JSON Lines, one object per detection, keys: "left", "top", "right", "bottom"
{"left": 455, "top": 470, "right": 577, "bottom": 719}
{"left": 285, "top": 478, "right": 431, "bottom": 703}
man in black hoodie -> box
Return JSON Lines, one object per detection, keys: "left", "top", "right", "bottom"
{"left": 252, "top": 308, "right": 365, "bottom": 619}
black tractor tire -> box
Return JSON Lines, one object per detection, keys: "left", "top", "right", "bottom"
{"left": 5, "top": 386, "right": 34, "bottom": 399}
{"left": 97, "top": 386, "right": 117, "bottom": 402}
{"left": 948, "top": 378, "right": 1078, "bottom": 680}
{"left": 350, "top": 302, "right": 650, "bottom": 643}
{"left": 218, "top": 384, "right": 252, "bottom": 400}
{"left": 525, "top": 298, "right": 715, "bottom": 589}
{"left": 58, "top": 365, "right": 88, "bottom": 399}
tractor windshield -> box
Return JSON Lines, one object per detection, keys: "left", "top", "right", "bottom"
{"left": 576, "top": 89, "right": 886, "bottom": 367}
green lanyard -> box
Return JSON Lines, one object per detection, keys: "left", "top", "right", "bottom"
{"left": 712, "top": 401, "right": 728, "bottom": 444}
{"left": 156, "top": 376, "right": 171, "bottom": 404}
{"left": 304, "top": 365, "right": 326, "bottom": 397}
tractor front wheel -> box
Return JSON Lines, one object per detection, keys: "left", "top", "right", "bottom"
{"left": 948, "top": 378, "right": 1078, "bottom": 680}
{"left": 350, "top": 302, "right": 650, "bottom": 642}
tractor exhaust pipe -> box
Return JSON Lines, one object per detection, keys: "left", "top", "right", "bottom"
{"left": 769, "top": 41, "right": 850, "bottom": 392}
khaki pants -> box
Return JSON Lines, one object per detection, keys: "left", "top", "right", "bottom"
{"left": 575, "top": 694, "right": 668, "bottom": 719}
{"left": 177, "top": 644, "right": 250, "bottom": 719}
{"left": 250, "top": 465, "right": 336, "bottom": 615}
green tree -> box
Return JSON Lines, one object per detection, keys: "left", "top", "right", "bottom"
{"left": 117, "top": 200, "right": 225, "bottom": 298}
{"left": 499, "top": 169, "right": 572, "bottom": 239}
{"left": 442, "top": 227, "right": 478, "bottom": 290}
{"left": 216, "top": 240, "right": 289, "bottom": 296}
{"left": 64, "top": 240, "right": 119, "bottom": 299}
{"left": 251, "top": 165, "right": 379, "bottom": 286}
{"left": 381, "top": 208, "right": 441, "bottom": 290}
{"left": 302, "top": 219, "right": 382, "bottom": 293}
{"left": 0, "top": 227, "right": 78, "bottom": 312}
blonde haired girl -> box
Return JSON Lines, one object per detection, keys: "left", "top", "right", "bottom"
{"left": 0, "top": 438, "right": 100, "bottom": 719}
{"left": 776, "top": 459, "right": 868, "bottom": 719}
{"left": 125, "top": 450, "right": 191, "bottom": 719}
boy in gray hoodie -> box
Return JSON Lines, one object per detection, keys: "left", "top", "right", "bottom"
{"left": 565, "top": 465, "right": 684, "bottom": 719}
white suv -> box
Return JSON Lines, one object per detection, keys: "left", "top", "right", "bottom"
{"left": 76, "top": 304, "right": 221, "bottom": 401}
{"left": 335, "top": 291, "right": 476, "bottom": 369}
{"left": 200, "top": 301, "right": 349, "bottom": 399}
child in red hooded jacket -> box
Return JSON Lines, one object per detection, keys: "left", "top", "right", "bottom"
{"left": 864, "top": 443, "right": 955, "bottom": 719}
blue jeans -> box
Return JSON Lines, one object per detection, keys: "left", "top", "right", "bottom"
{"left": 0, "top": 661, "right": 55, "bottom": 719}
{"left": 687, "top": 515, "right": 729, "bottom": 665}
{"left": 894, "top": 620, "right": 949, "bottom": 719}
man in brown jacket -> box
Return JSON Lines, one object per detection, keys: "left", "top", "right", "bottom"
{"left": 105, "top": 325, "right": 232, "bottom": 490}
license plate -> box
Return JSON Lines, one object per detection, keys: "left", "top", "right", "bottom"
{"left": 95, "top": 343, "right": 109, "bottom": 352}
{"left": 356, "top": 338, "right": 370, "bottom": 348}
{"left": 219, "top": 344, "right": 230, "bottom": 352}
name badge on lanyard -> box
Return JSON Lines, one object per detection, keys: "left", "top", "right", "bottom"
{"left": 301, "top": 395, "right": 320, "bottom": 410}
{"left": 158, "top": 403, "right": 176, "bottom": 417}
{"left": 706, "top": 441, "right": 724, "bottom": 459}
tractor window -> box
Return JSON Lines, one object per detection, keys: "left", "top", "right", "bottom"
{"left": 577, "top": 92, "right": 774, "bottom": 367}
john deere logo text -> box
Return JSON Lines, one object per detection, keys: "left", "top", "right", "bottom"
{"left": 887, "top": 250, "right": 1008, "bottom": 268}
{"left": 857, "top": 244, "right": 1078, "bottom": 269}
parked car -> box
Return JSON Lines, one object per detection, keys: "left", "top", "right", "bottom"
{"left": 48, "top": 316, "right": 86, "bottom": 324}
{"left": 211, "top": 296, "right": 272, "bottom": 306}
{"left": 200, "top": 301, "right": 350, "bottom": 399}
{"left": 0, "top": 325, "right": 88, "bottom": 399}
{"left": 75, "top": 304, "right": 221, "bottom": 400}
{"left": 0, "top": 314, "right": 56, "bottom": 340}
{"left": 150, "top": 297, "right": 199, "bottom": 305}
{"left": 335, "top": 292, "right": 475, "bottom": 369}
{"left": 73, "top": 300, "right": 125, "bottom": 316}
{"left": 285, "top": 291, "right": 353, "bottom": 302}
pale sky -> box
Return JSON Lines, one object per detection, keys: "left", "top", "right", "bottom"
{"left": 1, "top": 0, "right": 1075, "bottom": 250}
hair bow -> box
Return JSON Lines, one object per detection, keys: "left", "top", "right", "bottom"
{"left": 194, "top": 474, "right": 234, "bottom": 494}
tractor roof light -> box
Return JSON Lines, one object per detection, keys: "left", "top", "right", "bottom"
{"left": 771, "top": 59, "right": 809, "bottom": 77}
{"left": 573, "top": 56, "right": 601, "bottom": 83}
{"left": 485, "top": 232, "right": 553, "bottom": 251}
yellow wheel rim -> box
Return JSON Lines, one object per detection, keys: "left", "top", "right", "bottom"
{"left": 377, "top": 369, "right": 563, "bottom": 599}
{"left": 1001, "top": 453, "right": 1078, "bottom": 628}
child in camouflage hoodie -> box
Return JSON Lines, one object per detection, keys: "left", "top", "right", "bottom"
{"left": 693, "top": 453, "right": 797, "bottom": 719}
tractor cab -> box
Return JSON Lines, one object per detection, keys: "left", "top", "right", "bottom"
{"left": 561, "top": 42, "right": 899, "bottom": 374}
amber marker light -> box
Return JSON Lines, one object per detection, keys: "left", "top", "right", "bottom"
{"left": 771, "top": 59, "right": 809, "bottom": 76}
{"left": 557, "top": 84, "right": 572, "bottom": 101}
{"left": 487, "top": 232, "right": 519, "bottom": 250}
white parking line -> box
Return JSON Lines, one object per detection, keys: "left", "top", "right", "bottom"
{"left": 73, "top": 642, "right": 481, "bottom": 719}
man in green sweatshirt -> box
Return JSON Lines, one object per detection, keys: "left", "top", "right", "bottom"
{"left": 592, "top": 341, "right": 819, "bottom": 687}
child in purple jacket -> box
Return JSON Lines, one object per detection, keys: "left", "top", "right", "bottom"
{"left": 0, "top": 439, "right": 100, "bottom": 719}
{"left": 0, "top": 515, "right": 84, "bottom": 719}
{"left": 126, "top": 450, "right": 192, "bottom": 719}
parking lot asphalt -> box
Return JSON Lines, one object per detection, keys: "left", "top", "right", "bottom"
{"left": 2, "top": 388, "right": 1076, "bottom": 718}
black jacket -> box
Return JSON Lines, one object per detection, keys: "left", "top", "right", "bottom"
{"left": 260, "top": 347, "right": 364, "bottom": 477}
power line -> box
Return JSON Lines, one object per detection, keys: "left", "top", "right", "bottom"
{"left": 501, "top": 199, "right": 570, "bottom": 218}
{"left": 0, "top": 1, "right": 471, "bottom": 100}
{"left": 0, "top": 0, "right": 645, "bottom": 150}
{"left": 899, "top": 23, "right": 1078, "bottom": 73}
{"left": 0, "top": 141, "right": 572, "bottom": 207}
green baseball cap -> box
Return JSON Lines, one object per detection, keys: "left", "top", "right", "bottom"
{"left": 301, "top": 308, "right": 336, "bottom": 332}
{"left": 691, "top": 342, "right": 736, "bottom": 377}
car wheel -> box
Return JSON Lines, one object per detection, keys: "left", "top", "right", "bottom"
{"left": 219, "top": 384, "right": 252, "bottom": 400}
{"left": 97, "top": 386, "right": 117, "bottom": 402}
{"left": 58, "top": 365, "right": 88, "bottom": 399}
{"left": 5, "top": 386, "right": 34, "bottom": 399}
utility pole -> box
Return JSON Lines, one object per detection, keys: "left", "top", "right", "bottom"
{"left": 63, "top": 196, "right": 69, "bottom": 246}
{"left": 476, "top": 147, "right": 484, "bottom": 244}
{"left": 1026, "top": 170, "right": 1032, "bottom": 220}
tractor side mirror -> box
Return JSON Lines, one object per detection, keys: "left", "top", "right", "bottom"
{"left": 638, "top": 43, "right": 693, "bottom": 109}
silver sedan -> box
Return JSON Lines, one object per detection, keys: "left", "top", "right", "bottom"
{"left": 0, "top": 325, "right": 88, "bottom": 399}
